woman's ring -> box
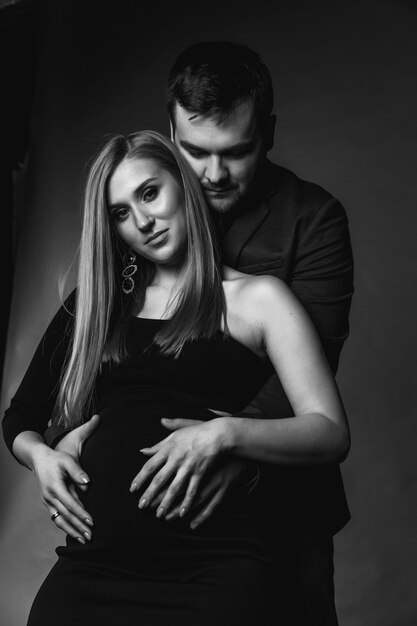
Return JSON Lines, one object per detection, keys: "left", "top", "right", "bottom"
{"left": 51, "top": 511, "right": 61, "bottom": 521}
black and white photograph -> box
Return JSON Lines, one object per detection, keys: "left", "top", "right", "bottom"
{"left": 0, "top": 1, "right": 416, "bottom": 624}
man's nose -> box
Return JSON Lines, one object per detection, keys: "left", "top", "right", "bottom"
{"left": 205, "top": 156, "right": 228, "bottom": 185}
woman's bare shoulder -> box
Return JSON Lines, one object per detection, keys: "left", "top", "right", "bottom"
{"left": 222, "top": 266, "right": 291, "bottom": 307}
{"left": 222, "top": 268, "right": 302, "bottom": 344}
{"left": 221, "top": 268, "right": 307, "bottom": 354}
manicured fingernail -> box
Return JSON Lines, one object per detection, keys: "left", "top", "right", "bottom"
{"left": 84, "top": 518, "right": 94, "bottom": 526}
{"left": 180, "top": 507, "right": 187, "bottom": 518}
{"left": 139, "top": 498, "right": 147, "bottom": 509}
{"left": 80, "top": 475, "right": 90, "bottom": 484}
{"left": 77, "top": 536, "right": 85, "bottom": 544}
{"left": 156, "top": 507, "right": 165, "bottom": 519}
{"left": 130, "top": 483, "right": 137, "bottom": 493}
{"left": 83, "top": 531, "right": 91, "bottom": 540}
{"left": 190, "top": 522, "right": 198, "bottom": 530}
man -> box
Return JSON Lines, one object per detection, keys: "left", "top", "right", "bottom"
{"left": 167, "top": 42, "right": 353, "bottom": 625}
{"left": 45, "top": 41, "right": 353, "bottom": 624}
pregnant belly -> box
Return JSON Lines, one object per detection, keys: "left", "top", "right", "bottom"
{"left": 81, "top": 397, "right": 190, "bottom": 482}
{"left": 79, "top": 397, "right": 210, "bottom": 527}
{"left": 58, "top": 396, "right": 268, "bottom": 574}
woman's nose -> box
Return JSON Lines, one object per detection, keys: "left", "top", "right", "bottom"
{"left": 135, "top": 211, "right": 155, "bottom": 231}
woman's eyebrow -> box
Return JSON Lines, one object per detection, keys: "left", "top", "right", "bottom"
{"left": 108, "top": 177, "right": 158, "bottom": 209}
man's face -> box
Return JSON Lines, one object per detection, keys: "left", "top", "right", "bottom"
{"left": 171, "top": 100, "right": 270, "bottom": 213}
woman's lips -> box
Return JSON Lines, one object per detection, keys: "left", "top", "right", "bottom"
{"left": 145, "top": 229, "right": 169, "bottom": 245}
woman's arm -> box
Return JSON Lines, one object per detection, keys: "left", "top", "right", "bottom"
{"left": 12, "top": 427, "right": 96, "bottom": 543}
{"left": 12, "top": 430, "right": 54, "bottom": 471}
{"left": 131, "top": 276, "right": 349, "bottom": 520}
{"left": 220, "top": 275, "right": 350, "bottom": 465}
{"left": 2, "top": 294, "right": 96, "bottom": 541}
{"left": 2, "top": 295, "right": 74, "bottom": 454}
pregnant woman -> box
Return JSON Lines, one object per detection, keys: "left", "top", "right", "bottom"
{"left": 3, "top": 131, "right": 349, "bottom": 625}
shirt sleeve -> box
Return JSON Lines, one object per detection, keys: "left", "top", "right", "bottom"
{"left": 244, "top": 194, "right": 354, "bottom": 419}
{"left": 290, "top": 196, "right": 354, "bottom": 373}
{"left": 2, "top": 296, "right": 75, "bottom": 455}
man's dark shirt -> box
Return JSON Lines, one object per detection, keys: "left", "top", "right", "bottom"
{"left": 220, "top": 159, "right": 353, "bottom": 541}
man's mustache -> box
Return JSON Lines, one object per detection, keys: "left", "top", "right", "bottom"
{"left": 203, "top": 185, "right": 236, "bottom": 192}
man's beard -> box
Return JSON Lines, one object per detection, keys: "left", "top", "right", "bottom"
{"left": 203, "top": 187, "right": 244, "bottom": 214}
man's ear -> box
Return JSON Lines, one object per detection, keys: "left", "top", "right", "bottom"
{"left": 264, "top": 114, "right": 276, "bottom": 152}
{"left": 169, "top": 118, "right": 175, "bottom": 143}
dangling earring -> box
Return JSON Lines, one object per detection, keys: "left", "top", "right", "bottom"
{"left": 121, "top": 250, "right": 138, "bottom": 294}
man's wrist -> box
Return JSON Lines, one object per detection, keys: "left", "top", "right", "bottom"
{"left": 217, "top": 417, "right": 238, "bottom": 454}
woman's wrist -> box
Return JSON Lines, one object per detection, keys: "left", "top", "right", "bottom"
{"left": 27, "top": 441, "right": 55, "bottom": 474}
{"left": 12, "top": 432, "right": 51, "bottom": 472}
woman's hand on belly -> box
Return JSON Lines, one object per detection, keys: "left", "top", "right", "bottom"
{"left": 129, "top": 417, "right": 232, "bottom": 523}
{"left": 28, "top": 416, "right": 100, "bottom": 543}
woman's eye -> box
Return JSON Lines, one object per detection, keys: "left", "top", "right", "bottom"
{"left": 113, "top": 208, "right": 129, "bottom": 221}
{"left": 143, "top": 186, "right": 158, "bottom": 203}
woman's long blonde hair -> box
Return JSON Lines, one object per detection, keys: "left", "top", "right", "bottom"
{"left": 55, "top": 130, "right": 224, "bottom": 428}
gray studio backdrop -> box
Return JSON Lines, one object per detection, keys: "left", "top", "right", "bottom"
{"left": 1, "top": 1, "right": 416, "bottom": 624}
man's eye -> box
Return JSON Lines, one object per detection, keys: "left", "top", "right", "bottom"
{"left": 187, "top": 149, "right": 206, "bottom": 159}
{"left": 226, "top": 149, "right": 250, "bottom": 159}
{"left": 143, "top": 187, "right": 158, "bottom": 202}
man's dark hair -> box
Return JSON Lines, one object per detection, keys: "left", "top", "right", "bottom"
{"left": 167, "top": 41, "right": 274, "bottom": 132}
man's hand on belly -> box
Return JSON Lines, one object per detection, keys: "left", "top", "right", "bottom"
{"left": 130, "top": 417, "right": 249, "bottom": 529}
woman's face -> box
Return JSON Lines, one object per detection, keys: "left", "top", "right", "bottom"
{"left": 107, "top": 156, "right": 187, "bottom": 268}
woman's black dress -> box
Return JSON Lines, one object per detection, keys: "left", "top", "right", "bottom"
{"left": 3, "top": 305, "right": 274, "bottom": 626}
